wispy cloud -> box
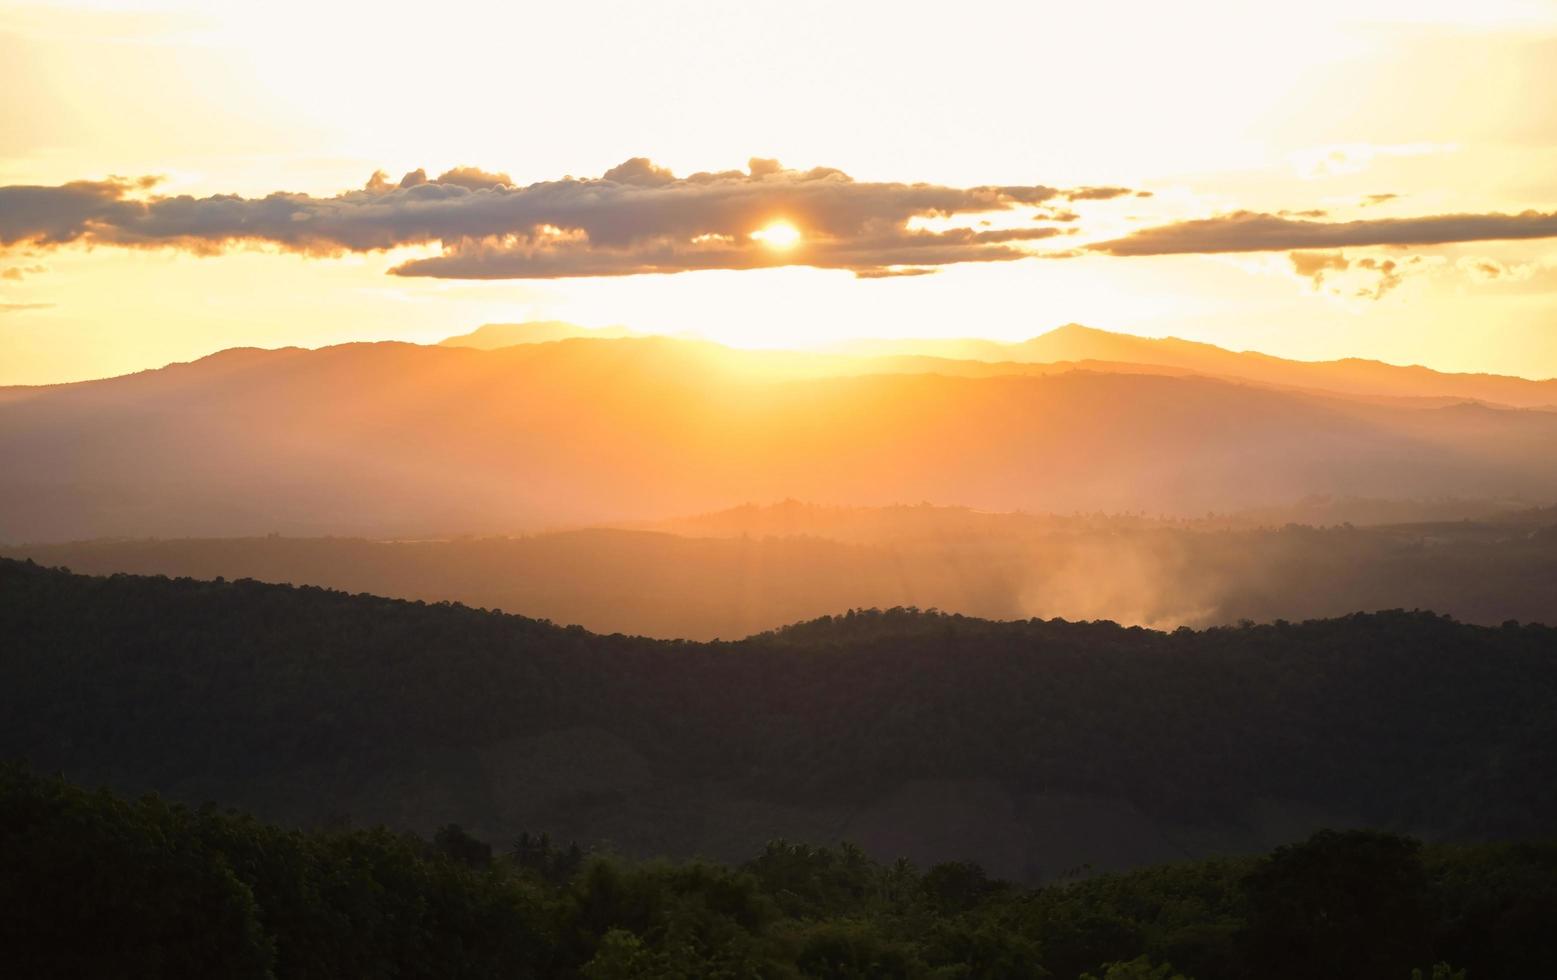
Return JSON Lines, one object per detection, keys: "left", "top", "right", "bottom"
{"left": 1291, "top": 143, "right": 1455, "bottom": 179}
{"left": 1091, "top": 209, "right": 1557, "bottom": 256}
{"left": 1457, "top": 255, "right": 1540, "bottom": 284}
{"left": 0, "top": 264, "right": 46, "bottom": 281}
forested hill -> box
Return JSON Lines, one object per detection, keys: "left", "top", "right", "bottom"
{"left": 6, "top": 765, "right": 1555, "bottom": 980}
{"left": 2, "top": 557, "right": 1555, "bottom": 878}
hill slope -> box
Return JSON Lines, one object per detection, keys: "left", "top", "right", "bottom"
{"left": 3, "top": 558, "right": 1554, "bottom": 879}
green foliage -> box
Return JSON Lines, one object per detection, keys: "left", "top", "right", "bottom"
{"left": 4, "top": 561, "right": 1557, "bottom": 978}
{"left": 513, "top": 830, "right": 586, "bottom": 885}
{"left": 1243, "top": 829, "right": 1432, "bottom": 980}
{"left": 922, "top": 861, "right": 1004, "bottom": 915}
{"left": 0, "top": 766, "right": 553, "bottom": 980}
{"left": 580, "top": 929, "right": 654, "bottom": 980}
{"left": 1079, "top": 956, "right": 1191, "bottom": 980}
{"left": 3, "top": 766, "right": 1555, "bottom": 979}
{"left": 3, "top": 557, "right": 1556, "bottom": 855}
{"left": 790, "top": 919, "right": 925, "bottom": 979}
{"left": 0, "top": 773, "right": 274, "bottom": 980}
{"left": 434, "top": 822, "right": 493, "bottom": 868}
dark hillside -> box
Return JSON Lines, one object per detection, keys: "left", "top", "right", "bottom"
{"left": 2, "top": 559, "right": 1554, "bottom": 878}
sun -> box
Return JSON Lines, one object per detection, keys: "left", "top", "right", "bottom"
{"left": 751, "top": 221, "right": 802, "bottom": 249}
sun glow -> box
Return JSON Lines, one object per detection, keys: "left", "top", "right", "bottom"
{"left": 751, "top": 221, "right": 802, "bottom": 249}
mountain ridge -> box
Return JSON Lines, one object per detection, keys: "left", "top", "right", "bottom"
{"left": 5, "top": 335, "right": 1557, "bottom": 541}
{"left": 4, "top": 557, "right": 1555, "bottom": 881}
{"left": 831, "top": 323, "right": 1557, "bottom": 408}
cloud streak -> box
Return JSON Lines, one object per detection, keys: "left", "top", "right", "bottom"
{"left": 0, "top": 159, "right": 1108, "bottom": 279}
{"left": 1091, "top": 209, "right": 1557, "bottom": 256}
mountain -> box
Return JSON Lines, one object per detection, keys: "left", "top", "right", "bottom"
{"left": 4, "top": 558, "right": 1555, "bottom": 881}
{"left": 438, "top": 320, "right": 642, "bottom": 349}
{"left": 836, "top": 324, "right": 1557, "bottom": 408}
{"left": 4, "top": 335, "right": 1557, "bottom": 541}
{"left": 437, "top": 322, "right": 1188, "bottom": 384}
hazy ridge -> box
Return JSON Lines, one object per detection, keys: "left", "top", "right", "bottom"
{"left": 4, "top": 326, "right": 1557, "bottom": 542}
{"left": 9, "top": 503, "right": 1557, "bottom": 638}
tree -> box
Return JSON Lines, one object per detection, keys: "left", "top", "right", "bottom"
{"left": 1243, "top": 830, "right": 1431, "bottom": 980}
{"left": 434, "top": 823, "right": 492, "bottom": 868}
{"left": 1080, "top": 956, "right": 1192, "bottom": 980}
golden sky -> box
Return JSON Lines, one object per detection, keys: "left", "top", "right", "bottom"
{"left": 3, "top": 0, "right": 1557, "bottom": 385}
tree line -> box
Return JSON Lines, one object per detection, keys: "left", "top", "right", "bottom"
{"left": 3, "top": 766, "right": 1552, "bottom": 979}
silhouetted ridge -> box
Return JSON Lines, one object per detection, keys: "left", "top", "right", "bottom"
{"left": 3, "top": 558, "right": 1555, "bottom": 879}
{"left": 836, "top": 323, "right": 1557, "bottom": 407}
{"left": 10, "top": 509, "right": 1556, "bottom": 639}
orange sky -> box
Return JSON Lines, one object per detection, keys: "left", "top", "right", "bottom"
{"left": 3, "top": 0, "right": 1557, "bottom": 385}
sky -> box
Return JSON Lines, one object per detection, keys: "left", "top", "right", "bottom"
{"left": 3, "top": 0, "right": 1557, "bottom": 385}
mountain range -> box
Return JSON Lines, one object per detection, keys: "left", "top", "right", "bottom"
{"left": 829, "top": 323, "right": 1557, "bottom": 409}
{"left": 3, "top": 324, "right": 1556, "bottom": 542}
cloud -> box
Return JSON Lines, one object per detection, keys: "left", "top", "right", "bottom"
{"left": 1289, "top": 250, "right": 1421, "bottom": 300}
{"left": 1091, "top": 209, "right": 1557, "bottom": 256}
{"left": 1457, "top": 255, "right": 1538, "bottom": 284}
{"left": 1063, "top": 186, "right": 1139, "bottom": 201}
{"left": 1289, "top": 250, "right": 1350, "bottom": 281}
{"left": 1361, "top": 193, "right": 1399, "bottom": 207}
{"left": 0, "top": 302, "right": 54, "bottom": 314}
{"left": 1292, "top": 143, "right": 1454, "bottom": 179}
{"left": 0, "top": 264, "right": 46, "bottom": 281}
{"left": 0, "top": 159, "right": 1122, "bottom": 279}
{"left": 393, "top": 224, "right": 1071, "bottom": 280}
{"left": 853, "top": 267, "right": 938, "bottom": 279}
{"left": 1035, "top": 208, "right": 1080, "bottom": 222}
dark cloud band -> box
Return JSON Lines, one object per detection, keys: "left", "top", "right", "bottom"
{"left": 0, "top": 159, "right": 1108, "bottom": 279}
{"left": 1091, "top": 209, "right": 1557, "bottom": 256}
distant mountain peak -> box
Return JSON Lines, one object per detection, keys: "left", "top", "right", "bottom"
{"left": 1009, "top": 323, "right": 1557, "bottom": 407}
{"left": 1037, "top": 322, "right": 1112, "bottom": 339}
{"left": 438, "top": 321, "right": 640, "bottom": 350}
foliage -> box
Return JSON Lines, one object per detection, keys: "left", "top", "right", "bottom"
{"left": 3, "top": 559, "right": 1556, "bottom": 977}
{"left": 1, "top": 766, "right": 1552, "bottom": 979}
{"left": 2, "top": 557, "right": 1555, "bottom": 851}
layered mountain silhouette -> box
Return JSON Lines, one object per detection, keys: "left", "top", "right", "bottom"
{"left": 3, "top": 327, "right": 1557, "bottom": 541}
{"left": 833, "top": 323, "right": 1557, "bottom": 408}
{"left": 10, "top": 509, "right": 1557, "bottom": 638}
